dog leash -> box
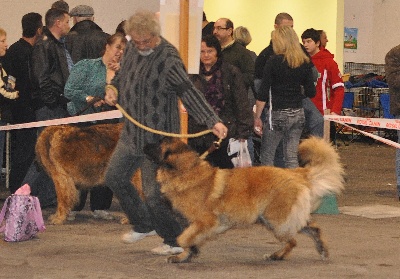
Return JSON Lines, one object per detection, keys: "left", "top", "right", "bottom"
{"left": 74, "top": 96, "right": 103, "bottom": 116}
{"left": 115, "top": 103, "right": 214, "bottom": 138}
{"left": 199, "top": 139, "right": 222, "bottom": 159}
{"left": 114, "top": 103, "right": 222, "bottom": 157}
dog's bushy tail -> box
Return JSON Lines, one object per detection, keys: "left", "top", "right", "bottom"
{"left": 35, "top": 126, "right": 63, "bottom": 173}
{"left": 298, "top": 137, "right": 345, "bottom": 210}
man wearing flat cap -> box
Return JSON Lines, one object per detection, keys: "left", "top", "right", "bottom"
{"left": 64, "top": 4, "right": 112, "bottom": 218}
{"left": 66, "top": 4, "right": 109, "bottom": 63}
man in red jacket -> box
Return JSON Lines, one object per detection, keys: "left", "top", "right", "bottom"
{"left": 301, "top": 28, "right": 344, "bottom": 117}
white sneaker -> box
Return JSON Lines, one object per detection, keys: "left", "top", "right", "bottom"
{"left": 92, "top": 210, "right": 114, "bottom": 220}
{"left": 151, "top": 244, "right": 184, "bottom": 255}
{"left": 67, "top": 211, "right": 77, "bottom": 221}
{"left": 122, "top": 230, "right": 157, "bottom": 244}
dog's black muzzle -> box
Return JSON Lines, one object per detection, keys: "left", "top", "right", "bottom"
{"left": 143, "top": 143, "right": 161, "bottom": 163}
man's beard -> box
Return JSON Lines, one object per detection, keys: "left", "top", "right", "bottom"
{"left": 138, "top": 48, "right": 154, "bottom": 56}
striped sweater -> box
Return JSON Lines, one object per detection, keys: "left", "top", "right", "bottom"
{"left": 112, "top": 37, "right": 221, "bottom": 155}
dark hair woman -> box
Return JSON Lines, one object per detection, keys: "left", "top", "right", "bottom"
{"left": 188, "top": 35, "right": 253, "bottom": 168}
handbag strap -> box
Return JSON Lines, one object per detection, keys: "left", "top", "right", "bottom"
{"left": 0, "top": 196, "right": 11, "bottom": 232}
{"left": 32, "top": 197, "right": 46, "bottom": 231}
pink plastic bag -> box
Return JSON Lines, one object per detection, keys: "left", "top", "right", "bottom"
{"left": 0, "top": 184, "right": 46, "bottom": 242}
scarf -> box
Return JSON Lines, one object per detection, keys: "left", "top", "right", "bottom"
{"left": 200, "top": 58, "right": 224, "bottom": 115}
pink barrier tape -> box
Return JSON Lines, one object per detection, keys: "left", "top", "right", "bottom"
{"left": 324, "top": 115, "right": 400, "bottom": 130}
{"left": 0, "top": 111, "right": 398, "bottom": 148}
{"left": 0, "top": 110, "right": 122, "bottom": 131}
{"left": 325, "top": 115, "right": 400, "bottom": 148}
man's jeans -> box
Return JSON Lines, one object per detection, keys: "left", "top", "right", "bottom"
{"left": 302, "top": 97, "right": 324, "bottom": 137}
{"left": 396, "top": 115, "right": 400, "bottom": 198}
{"left": 104, "top": 140, "right": 185, "bottom": 246}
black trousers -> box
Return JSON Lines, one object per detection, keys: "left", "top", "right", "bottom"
{"left": 9, "top": 128, "right": 37, "bottom": 193}
{"left": 73, "top": 186, "right": 113, "bottom": 212}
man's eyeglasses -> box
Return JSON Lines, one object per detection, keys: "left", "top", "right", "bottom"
{"left": 213, "top": 26, "right": 229, "bottom": 31}
{"left": 132, "top": 36, "right": 154, "bottom": 46}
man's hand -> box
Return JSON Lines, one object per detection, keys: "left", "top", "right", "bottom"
{"left": 105, "top": 86, "right": 118, "bottom": 106}
{"left": 212, "top": 122, "right": 228, "bottom": 139}
{"left": 86, "top": 96, "right": 105, "bottom": 108}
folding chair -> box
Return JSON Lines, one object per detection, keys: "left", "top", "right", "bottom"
{"left": 334, "top": 92, "right": 354, "bottom": 146}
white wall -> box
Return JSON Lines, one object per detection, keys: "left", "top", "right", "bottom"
{"left": 0, "top": 0, "right": 160, "bottom": 46}
{"left": 344, "top": 0, "right": 399, "bottom": 64}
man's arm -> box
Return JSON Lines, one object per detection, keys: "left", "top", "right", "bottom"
{"left": 167, "top": 59, "right": 228, "bottom": 138}
{"left": 327, "top": 60, "right": 345, "bottom": 115}
{"left": 385, "top": 46, "right": 400, "bottom": 90}
{"left": 31, "top": 44, "right": 59, "bottom": 107}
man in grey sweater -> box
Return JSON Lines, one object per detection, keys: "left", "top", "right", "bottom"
{"left": 104, "top": 11, "right": 228, "bottom": 255}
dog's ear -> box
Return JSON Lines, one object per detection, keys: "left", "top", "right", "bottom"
{"left": 143, "top": 143, "right": 162, "bottom": 163}
{"left": 160, "top": 149, "right": 175, "bottom": 169}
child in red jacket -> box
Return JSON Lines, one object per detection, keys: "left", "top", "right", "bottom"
{"left": 301, "top": 28, "right": 344, "bottom": 116}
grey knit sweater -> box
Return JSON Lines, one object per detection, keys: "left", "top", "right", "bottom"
{"left": 112, "top": 38, "right": 221, "bottom": 155}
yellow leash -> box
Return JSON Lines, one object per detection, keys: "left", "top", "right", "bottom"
{"left": 115, "top": 103, "right": 213, "bottom": 138}
{"left": 115, "top": 103, "right": 222, "bottom": 159}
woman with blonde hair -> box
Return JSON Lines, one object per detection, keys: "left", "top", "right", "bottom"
{"left": 0, "top": 27, "right": 19, "bottom": 187}
{"left": 233, "top": 26, "right": 257, "bottom": 61}
{"left": 254, "top": 26, "right": 316, "bottom": 168}
{"left": 0, "top": 28, "right": 19, "bottom": 100}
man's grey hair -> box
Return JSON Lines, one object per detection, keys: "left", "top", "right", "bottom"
{"left": 124, "top": 10, "right": 160, "bottom": 37}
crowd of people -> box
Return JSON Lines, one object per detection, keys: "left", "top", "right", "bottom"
{"left": 0, "top": 0, "right": 352, "bottom": 256}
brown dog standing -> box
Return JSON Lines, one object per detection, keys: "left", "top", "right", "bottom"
{"left": 35, "top": 123, "right": 143, "bottom": 225}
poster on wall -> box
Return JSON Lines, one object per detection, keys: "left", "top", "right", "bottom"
{"left": 344, "top": 27, "right": 358, "bottom": 49}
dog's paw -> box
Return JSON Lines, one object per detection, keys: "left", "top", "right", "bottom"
{"left": 190, "top": 245, "right": 200, "bottom": 257}
{"left": 263, "top": 254, "right": 272, "bottom": 261}
{"left": 120, "top": 216, "right": 129, "bottom": 225}
{"left": 166, "top": 255, "right": 182, "bottom": 263}
{"left": 320, "top": 250, "right": 329, "bottom": 261}
{"left": 263, "top": 253, "right": 285, "bottom": 261}
{"left": 48, "top": 214, "right": 66, "bottom": 225}
{"left": 166, "top": 250, "right": 193, "bottom": 263}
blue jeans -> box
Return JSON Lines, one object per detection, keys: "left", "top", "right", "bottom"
{"left": 104, "top": 140, "right": 185, "bottom": 247}
{"left": 271, "top": 98, "right": 323, "bottom": 168}
{"left": 302, "top": 97, "right": 324, "bottom": 137}
{"left": 247, "top": 135, "right": 255, "bottom": 164}
{"left": 260, "top": 108, "right": 305, "bottom": 168}
{"left": 396, "top": 115, "right": 400, "bottom": 198}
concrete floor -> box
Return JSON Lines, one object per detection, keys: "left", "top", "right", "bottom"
{"left": 0, "top": 140, "right": 399, "bottom": 279}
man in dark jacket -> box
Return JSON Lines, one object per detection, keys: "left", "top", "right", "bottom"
{"left": 66, "top": 5, "right": 109, "bottom": 63}
{"left": 64, "top": 4, "right": 112, "bottom": 220}
{"left": 3, "top": 12, "right": 43, "bottom": 193}
{"left": 213, "top": 18, "right": 254, "bottom": 90}
{"left": 385, "top": 45, "right": 400, "bottom": 201}
{"left": 31, "top": 8, "right": 71, "bottom": 119}
{"left": 23, "top": 8, "right": 71, "bottom": 208}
